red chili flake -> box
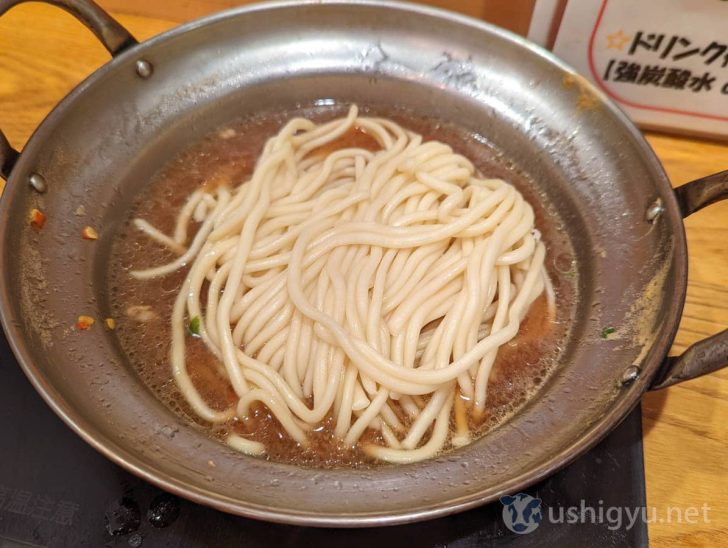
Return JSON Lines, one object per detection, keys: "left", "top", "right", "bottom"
{"left": 29, "top": 208, "right": 46, "bottom": 228}
{"left": 81, "top": 226, "right": 98, "bottom": 240}
{"left": 77, "top": 315, "right": 95, "bottom": 330}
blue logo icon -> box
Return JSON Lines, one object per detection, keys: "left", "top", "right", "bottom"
{"left": 500, "top": 493, "right": 542, "bottom": 534}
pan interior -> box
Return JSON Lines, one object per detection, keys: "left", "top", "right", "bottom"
{"left": 103, "top": 99, "right": 579, "bottom": 468}
{"left": 0, "top": 1, "right": 680, "bottom": 524}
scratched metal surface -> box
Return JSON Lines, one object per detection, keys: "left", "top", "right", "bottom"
{"left": 0, "top": 331, "right": 647, "bottom": 547}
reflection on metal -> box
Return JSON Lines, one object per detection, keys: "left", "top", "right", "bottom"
{"left": 645, "top": 198, "right": 664, "bottom": 222}
{"left": 29, "top": 173, "right": 47, "bottom": 194}
{"left": 135, "top": 59, "right": 153, "bottom": 79}
{"left": 621, "top": 365, "right": 641, "bottom": 386}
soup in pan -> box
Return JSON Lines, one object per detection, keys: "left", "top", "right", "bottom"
{"left": 108, "top": 104, "right": 574, "bottom": 468}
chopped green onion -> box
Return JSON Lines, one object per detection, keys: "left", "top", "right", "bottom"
{"left": 188, "top": 316, "right": 201, "bottom": 336}
{"left": 600, "top": 326, "right": 615, "bottom": 339}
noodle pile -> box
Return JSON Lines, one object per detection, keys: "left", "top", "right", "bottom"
{"left": 131, "top": 106, "right": 552, "bottom": 463}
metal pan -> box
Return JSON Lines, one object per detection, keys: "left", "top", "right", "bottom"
{"left": 1, "top": 0, "right": 727, "bottom": 527}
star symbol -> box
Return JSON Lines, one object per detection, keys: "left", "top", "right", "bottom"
{"left": 606, "top": 30, "right": 631, "bottom": 50}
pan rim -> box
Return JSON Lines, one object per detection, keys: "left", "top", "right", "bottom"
{"left": 0, "top": 0, "right": 687, "bottom": 526}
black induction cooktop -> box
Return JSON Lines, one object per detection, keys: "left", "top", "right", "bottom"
{"left": 0, "top": 330, "right": 648, "bottom": 547}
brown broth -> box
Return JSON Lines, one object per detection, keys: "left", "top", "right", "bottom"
{"left": 107, "top": 104, "right": 575, "bottom": 469}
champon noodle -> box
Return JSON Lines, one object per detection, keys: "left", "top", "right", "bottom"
{"left": 116, "top": 105, "right": 558, "bottom": 465}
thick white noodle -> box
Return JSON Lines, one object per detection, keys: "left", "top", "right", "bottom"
{"left": 131, "top": 105, "right": 552, "bottom": 463}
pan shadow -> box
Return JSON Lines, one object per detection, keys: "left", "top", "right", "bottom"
{"left": 640, "top": 386, "right": 669, "bottom": 437}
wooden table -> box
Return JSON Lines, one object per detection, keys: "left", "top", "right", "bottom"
{"left": 0, "top": 3, "right": 725, "bottom": 545}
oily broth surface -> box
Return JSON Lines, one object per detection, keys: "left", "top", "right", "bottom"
{"left": 108, "top": 104, "right": 575, "bottom": 468}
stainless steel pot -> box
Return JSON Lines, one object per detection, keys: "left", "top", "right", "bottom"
{"left": 1, "top": 0, "right": 727, "bottom": 527}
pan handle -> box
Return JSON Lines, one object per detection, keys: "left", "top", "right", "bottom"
{"left": 650, "top": 169, "right": 728, "bottom": 390}
{"left": 0, "top": 0, "right": 138, "bottom": 180}
{"left": 673, "top": 169, "right": 728, "bottom": 217}
{"left": 651, "top": 331, "right": 728, "bottom": 390}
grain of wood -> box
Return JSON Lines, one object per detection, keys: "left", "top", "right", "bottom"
{"left": 95, "top": 0, "right": 535, "bottom": 30}
{"left": 642, "top": 133, "right": 728, "bottom": 547}
{"left": 0, "top": 3, "right": 726, "bottom": 545}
